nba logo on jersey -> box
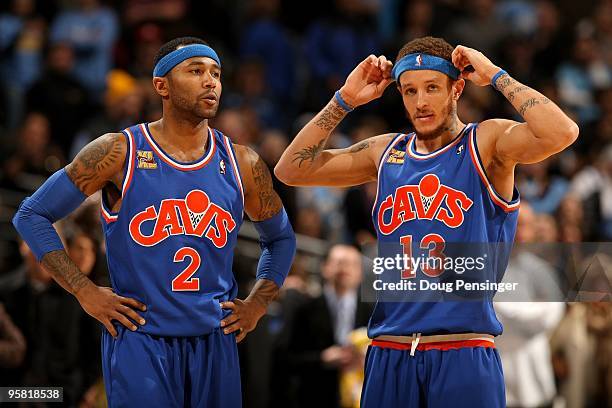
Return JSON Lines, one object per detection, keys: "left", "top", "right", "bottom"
{"left": 128, "top": 189, "right": 237, "bottom": 248}
{"left": 377, "top": 174, "right": 474, "bottom": 234}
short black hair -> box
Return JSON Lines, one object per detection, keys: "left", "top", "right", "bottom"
{"left": 153, "top": 36, "right": 210, "bottom": 67}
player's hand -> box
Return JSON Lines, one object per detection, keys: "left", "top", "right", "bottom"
{"left": 321, "top": 345, "right": 356, "bottom": 369}
{"left": 220, "top": 298, "right": 266, "bottom": 343}
{"left": 451, "top": 45, "right": 502, "bottom": 87}
{"left": 75, "top": 282, "right": 147, "bottom": 337}
{"left": 339, "top": 54, "right": 394, "bottom": 108}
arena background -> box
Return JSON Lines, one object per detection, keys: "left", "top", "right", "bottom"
{"left": 0, "top": 0, "right": 610, "bottom": 407}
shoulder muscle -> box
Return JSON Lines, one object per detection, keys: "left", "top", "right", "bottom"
{"left": 65, "top": 132, "right": 127, "bottom": 196}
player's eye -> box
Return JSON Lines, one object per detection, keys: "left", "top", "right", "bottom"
{"left": 405, "top": 88, "right": 416, "bottom": 96}
{"left": 191, "top": 69, "right": 202, "bottom": 75}
{"left": 428, "top": 84, "right": 439, "bottom": 91}
{"left": 212, "top": 71, "right": 221, "bottom": 79}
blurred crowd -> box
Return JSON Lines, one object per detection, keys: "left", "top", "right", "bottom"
{"left": 0, "top": 0, "right": 610, "bottom": 407}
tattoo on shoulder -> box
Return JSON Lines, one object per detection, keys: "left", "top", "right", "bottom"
{"left": 314, "top": 99, "right": 348, "bottom": 131}
{"left": 42, "top": 250, "right": 89, "bottom": 294}
{"left": 67, "top": 133, "right": 124, "bottom": 194}
{"left": 249, "top": 150, "right": 282, "bottom": 220}
{"left": 349, "top": 141, "right": 370, "bottom": 153}
{"left": 292, "top": 138, "right": 326, "bottom": 167}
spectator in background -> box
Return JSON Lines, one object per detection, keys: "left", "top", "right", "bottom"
{"left": 303, "top": 0, "right": 378, "bottom": 109}
{"left": 517, "top": 159, "right": 569, "bottom": 214}
{"left": 532, "top": 0, "right": 567, "bottom": 78}
{"left": 50, "top": 0, "right": 118, "bottom": 97}
{"left": 224, "top": 59, "right": 284, "bottom": 129}
{"left": 0, "top": 112, "right": 65, "bottom": 192}
{"left": 70, "top": 69, "right": 145, "bottom": 158}
{"left": 0, "top": 0, "right": 46, "bottom": 129}
{"left": 496, "top": 203, "right": 565, "bottom": 408}
{"left": 26, "top": 42, "right": 91, "bottom": 157}
{"left": 556, "top": 26, "right": 611, "bottom": 125}
{"left": 213, "top": 107, "right": 261, "bottom": 147}
{"left": 240, "top": 0, "right": 296, "bottom": 109}
{"left": 593, "top": 0, "right": 612, "bottom": 68}
{"left": 569, "top": 144, "right": 612, "bottom": 239}
{"left": 1, "top": 221, "right": 99, "bottom": 406}
{"left": 0, "top": 302, "right": 26, "bottom": 385}
{"left": 444, "top": 0, "right": 507, "bottom": 59}
{"left": 287, "top": 244, "right": 372, "bottom": 408}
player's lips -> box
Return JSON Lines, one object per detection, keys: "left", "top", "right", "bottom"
{"left": 415, "top": 113, "right": 435, "bottom": 122}
{"left": 200, "top": 94, "right": 218, "bottom": 106}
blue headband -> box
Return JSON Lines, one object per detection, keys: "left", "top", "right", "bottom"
{"left": 153, "top": 44, "right": 221, "bottom": 77}
{"left": 392, "top": 53, "right": 460, "bottom": 82}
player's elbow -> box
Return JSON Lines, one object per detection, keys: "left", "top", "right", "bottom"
{"left": 563, "top": 122, "right": 580, "bottom": 146}
{"left": 274, "top": 163, "right": 302, "bottom": 186}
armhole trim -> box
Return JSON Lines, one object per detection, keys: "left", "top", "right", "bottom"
{"left": 222, "top": 133, "right": 245, "bottom": 215}
{"left": 371, "top": 133, "right": 407, "bottom": 217}
{"left": 122, "top": 127, "right": 136, "bottom": 198}
{"left": 468, "top": 126, "right": 520, "bottom": 213}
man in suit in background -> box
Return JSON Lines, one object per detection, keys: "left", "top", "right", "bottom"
{"left": 287, "top": 244, "right": 373, "bottom": 408}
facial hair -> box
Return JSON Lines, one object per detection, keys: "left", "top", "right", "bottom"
{"left": 168, "top": 76, "right": 219, "bottom": 121}
{"left": 410, "top": 97, "right": 457, "bottom": 141}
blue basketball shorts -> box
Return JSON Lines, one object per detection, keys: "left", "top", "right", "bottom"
{"left": 101, "top": 327, "right": 241, "bottom": 408}
{"left": 361, "top": 340, "right": 505, "bottom": 408}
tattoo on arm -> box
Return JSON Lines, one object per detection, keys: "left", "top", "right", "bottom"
{"left": 349, "top": 141, "right": 370, "bottom": 153}
{"left": 247, "top": 279, "right": 280, "bottom": 309}
{"left": 291, "top": 138, "right": 326, "bottom": 167}
{"left": 314, "top": 99, "right": 349, "bottom": 131}
{"left": 66, "top": 133, "right": 125, "bottom": 194}
{"left": 42, "top": 250, "right": 90, "bottom": 295}
{"left": 518, "top": 97, "right": 550, "bottom": 116}
{"left": 249, "top": 151, "right": 283, "bottom": 220}
{"left": 495, "top": 73, "right": 514, "bottom": 92}
{"left": 506, "top": 85, "right": 529, "bottom": 102}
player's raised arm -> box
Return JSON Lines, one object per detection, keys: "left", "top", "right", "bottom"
{"left": 12, "top": 133, "right": 146, "bottom": 337}
{"left": 221, "top": 145, "right": 296, "bottom": 342}
{"left": 451, "top": 45, "right": 579, "bottom": 165}
{"left": 274, "top": 55, "right": 395, "bottom": 187}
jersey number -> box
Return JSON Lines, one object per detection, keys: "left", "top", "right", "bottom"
{"left": 172, "top": 247, "right": 201, "bottom": 291}
{"left": 399, "top": 234, "right": 446, "bottom": 279}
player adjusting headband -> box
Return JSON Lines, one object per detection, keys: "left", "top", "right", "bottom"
{"left": 392, "top": 53, "right": 460, "bottom": 82}
{"left": 153, "top": 44, "right": 221, "bottom": 77}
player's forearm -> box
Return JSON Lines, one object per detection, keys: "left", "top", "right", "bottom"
{"left": 245, "top": 279, "right": 280, "bottom": 312}
{"left": 494, "top": 73, "right": 579, "bottom": 149}
{"left": 41, "top": 250, "right": 94, "bottom": 297}
{"left": 274, "top": 96, "right": 348, "bottom": 183}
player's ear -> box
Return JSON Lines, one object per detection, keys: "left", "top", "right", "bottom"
{"left": 451, "top": 78, "right": 465, "bottom": 100}
{"left": 153, "top": 77, "right": 170, "bottom": 98}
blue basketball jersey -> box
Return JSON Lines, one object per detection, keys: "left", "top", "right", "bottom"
{"left": 101, "top": 123, "right": 244, "bottom": 337}
{"left": 370, "top": 123, "right": 519, "bottom": 337}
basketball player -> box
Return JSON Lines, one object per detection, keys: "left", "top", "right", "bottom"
{"left": 275, "top": 37, "right": 578, "bottom": 407}
{"left": 13, "top": 37, "right": 296, "bottom": 407}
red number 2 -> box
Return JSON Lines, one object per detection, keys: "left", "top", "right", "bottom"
{"left": 172, "top": 247, "right": 201, "bottom": 291}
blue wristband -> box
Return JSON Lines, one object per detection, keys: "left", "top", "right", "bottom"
{"left": 491, "top": 69, "right": 508, "bottom": 91}
{"left": 334, "top": 90, "right": 354, "bottom": 112}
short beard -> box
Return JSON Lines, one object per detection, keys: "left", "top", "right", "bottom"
{"left": 411, "top": 98, "right": 457, "bottom": 141}
{"left": 170, "top": 93, "right": 218, "bottom": 122}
